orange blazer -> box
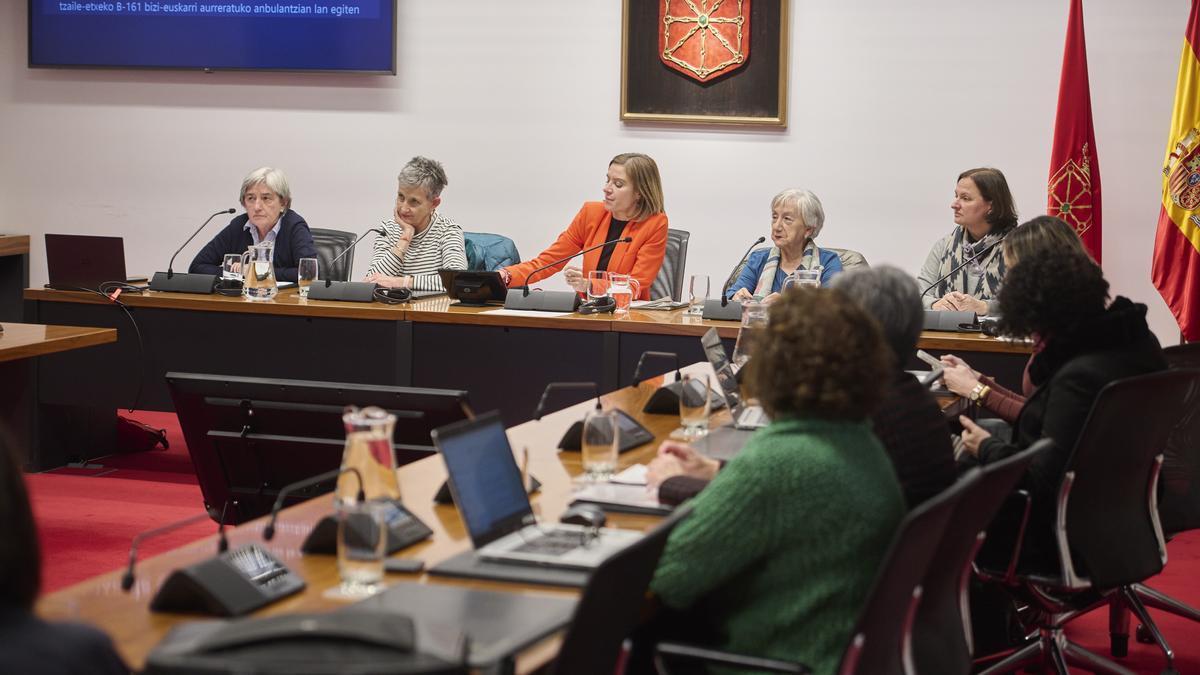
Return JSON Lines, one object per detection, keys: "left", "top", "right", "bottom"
{"left": 503, "top": 202, "right": 668, "bottom": 300}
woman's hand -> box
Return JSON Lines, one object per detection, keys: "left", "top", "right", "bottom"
{"left": 498, "top": 268, "right": 513, "bottom": 285}
{"left": 945, "top": 291, "right": 989, "bottom": 315}
{"left": 958, "top": 415, "right": 992, "bottom": 457}
{"left": 646, "top": 441, "right": 720, "bottom": 488}
{"left": 931, "top": 296, "right": 956, "bottom": 311}
{"left": 939, "top": 354, "right": 980, "bottom": 378}
{"left": 364, "top": 273, "right": 411, "bottom": 289}
{"left": 564, "top": 265, "right": 588, "bottom": 293}
{"left": 761, "top": 292, "right": 781, "bottom": 305}
{"left": 731, "top": 287, "right": 754, "bottom": 302}
{"left": 942, "top": 364, "right": 982, "bottom": 398}
{"left": 391, "top": 221, "right": 416, "bottom": 258}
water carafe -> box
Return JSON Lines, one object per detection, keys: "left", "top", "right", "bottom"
{"left": 241, "top": 241, "right": 277, "bottom": 301}
{"left": 730, "top": 301, "right": 769, "bottom": 369}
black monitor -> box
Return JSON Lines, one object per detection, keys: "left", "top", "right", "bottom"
{"left": 439, "top": 269, "right": 508, "bottom": 306}
{"left": 166, "top": 372, "right": 471, "bottom": 525}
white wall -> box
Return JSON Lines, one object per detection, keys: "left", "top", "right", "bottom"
{"left": 0, "top": 1, "right": 1189, "bottom": 344}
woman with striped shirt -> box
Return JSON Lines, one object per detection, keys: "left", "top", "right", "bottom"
{"left": 364, "top": 156, "right": 467, "bottom": 292}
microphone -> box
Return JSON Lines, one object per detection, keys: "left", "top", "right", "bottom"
{"left": 920, "top": 229, "right": 1011, "bottom": 299}
{"left": 325, "top": 227, "right": 386, "bottom": 288}
{"left": 533, "top": 381, "right": 601, "bottom": 421}
{"left": 121, "top": 512, "right": 214, "bottom": 592}
{"left": 168, "top": 208, "right": 236, "bottom": 279}
{"left": 520, "top": 236, "right": 633, "bottom": 297}
{"left": 216, "top": 498, "right": 235, "bottom": 554}
{"left": 149, "top": 207, "right": 236, "bottom": 294}
{"left": 722, "top": 236, "right": 766, "bottom": 306}
{"left": 262, "top": 466, "right": 366, "bottom": 542}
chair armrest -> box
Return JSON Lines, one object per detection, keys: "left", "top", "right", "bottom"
{"left": 654, "top": 642, "right": 810, "bottom": 674}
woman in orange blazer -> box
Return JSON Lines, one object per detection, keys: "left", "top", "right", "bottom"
{"left": 498, "top": 153, "right": 667, "bottom": 300}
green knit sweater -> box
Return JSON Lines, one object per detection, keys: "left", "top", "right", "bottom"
{"left": 650, "top": 417, "right": 905, "bottom": 675}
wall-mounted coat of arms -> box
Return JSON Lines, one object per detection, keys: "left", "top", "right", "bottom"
{"left": 659, "top": 0, "right": 750, "bottom": 82}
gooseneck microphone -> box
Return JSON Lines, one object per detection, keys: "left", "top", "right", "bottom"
{"left": 533, "top": 382, "right": 601, "bottom": 421}
{"left": 121, "top": 512, "right": 213, "bottom": 592}
{"left": 721, "top": 236, "right": 766, "bottom": 307}
{"left": 262, "top": 466, "right": 366, "bottom": 541}
{"left": 325, "top": 227, "right": 386, "bottom": 288}
{"left": 520, "top": 236, "right": 634, "bottom": 297}
{"left": 920, "top": 229, "right": 1010, "bottom": 299}
{"left": 168, "top": 208, "right": 237, "bottom": 279}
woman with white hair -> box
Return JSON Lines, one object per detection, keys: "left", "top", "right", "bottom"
{"left": 364, "top": 156, "right": 467, "bottom": 291}
{"left": 726, "top": 188, "right": 842, "bottom": 302}
{"left": 189, "top": 166, "right": 317, "bottom": 283}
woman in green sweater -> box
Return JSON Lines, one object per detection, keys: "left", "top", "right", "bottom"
{"left": 649, "top": 288, "right": 906, "bottom": 674}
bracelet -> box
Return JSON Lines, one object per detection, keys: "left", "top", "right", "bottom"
{"left": 969, "top": 383, "right": 991, "bottom": 403}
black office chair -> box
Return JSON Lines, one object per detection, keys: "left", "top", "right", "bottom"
{"left": 548, "top": 504, "right": 693, "bottom": 675}
{"left": 1110, "top": 353, "right": 1200, "bottom": 654}
{"left": 650, "top": 229, "right": 690, "bottom": 302}
{"left": 653, "top": 469, "right": 973, "bottom": 675}
{"left": 976, "top": 370, "right": 1199, "bottom": 675}
{"left": 309, "top": 228, "right": 357, "bottom": 282}
{"left": 910, "top": 440, "right": 1052, "bottom": 675}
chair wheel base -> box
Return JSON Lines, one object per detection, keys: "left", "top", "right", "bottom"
{"left": 1111, "top": 634, "right": 1128, "bottom": 658}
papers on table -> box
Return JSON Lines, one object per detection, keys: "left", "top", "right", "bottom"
{"left": 481, "top": 308, "right": 573, "bottom": 318}
{"left": 571, "top": 465, "right": 672, "bottom": 515}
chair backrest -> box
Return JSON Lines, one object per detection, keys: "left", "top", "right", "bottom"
{"left": 309, "top": 228, "right": 357, "bottom": 282}
{"left": 911, "top": 440, "right": 1052, "bottom": 675}
{"left": 463, "top": 232, "right": 521, "bottom": 271}
{"left": 650, "top": 229, "right": 690, "bottom": 301}
{"left": 826, "top": 247, "right": 869, "bottom": 271}
{"left": 550, "top": 505, "right": 693, "bottom": 675}
{"left": 1159, "top": 345, "right": 1200, "bottom": 534}
{"left": 839, "top": 472, "right": 973, "bottom": 675}
{"left": 1064, "top": 369, "right": 1200, "bottom": 588}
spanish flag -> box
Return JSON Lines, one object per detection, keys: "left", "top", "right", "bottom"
{"left": 1152, "top": 0, "right": 1200, "bottom": 342}
{"left": 1048, "top": 0, "right": 1102, "bottom": 263}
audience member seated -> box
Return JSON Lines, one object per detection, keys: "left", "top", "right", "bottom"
{"left": 363, "top": 156, "right": 467, "bottom": 292}
{"left": 939, "top": 215, "right": 1092, "bottom": 424}
{"left": 189, "top": 166, "right": 318, "bottom": 283}
{"left": 958, "top": 249, "right": 1166, "bottom": 571}
{"left": 0, "top": 436, "right": 129, "bottom": 674}
{"left": 726, "top": 188, "right": 843, "bottom": 302}
{"left": 497, "top": 153, "right": 667, "bottom": 299}
{"left": 646, "top": 288, "right": 905, "bottom": 674}
{"left": 651, "top": 266, "right": 955, "bottom": 510}
{"left": 918, "top": 167, "right": 1017, "bottom": 312}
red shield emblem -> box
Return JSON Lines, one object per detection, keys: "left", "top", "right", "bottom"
{"left": 1166, "top": 134, "right": 1200, "bottom": 211}
{"left": 659, "top": 0, "right": 750, "bottom": 82}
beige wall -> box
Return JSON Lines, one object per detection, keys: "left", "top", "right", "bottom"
{"left": 0, "top": 1, "right": 1189, "bottom": 343}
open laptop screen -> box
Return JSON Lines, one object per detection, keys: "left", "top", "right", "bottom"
{"left": 432, "top": 412, "right": 533, "bottom": 548}
{"left": 701, "top": 328, "right": 741, "bottom": 407}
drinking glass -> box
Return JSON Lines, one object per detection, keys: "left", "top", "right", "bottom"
{"left": 731, "top": 301, "right": 769, "bottom": 369}
{"left": 608, "top": 274, "right": 640, "bottom": 315}
{"left": 678, "top": 373, "right": 712, "bottom": 439}
{"left": 336, "top": 497, "right": 387, "bottom": 597}
{"left": 581, "top": 410, "right": 619, "bottom": 482}
{"left": 297, "top": 258, "right": 318, "bottom": 298}
{"left": 221, "top": 254, "right": 243, "bottom": 280}
{"left": 687, "top": 274, "right": 709, "bottom": 315}
{"left": 586, "top": 270, "right": 611, "bottom": 303}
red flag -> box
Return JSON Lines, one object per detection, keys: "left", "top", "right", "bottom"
{"left": 1151, "top": 0, "right": 1200, "bottom": 341}
{"left": 1048, "top": 0, "right": 1102, "bottom": 263}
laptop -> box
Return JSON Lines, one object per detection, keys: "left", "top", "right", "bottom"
{"left": 701, "top": 327, "right": 770, "bottom": 430}
{"left": 431, "top": 411, "right": 642, "bottom": 570}
{"left": 45, "top": 234, "right": 143, "bottom": 291}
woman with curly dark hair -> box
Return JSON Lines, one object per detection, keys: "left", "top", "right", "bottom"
{"left": 647, "top": 288, "right": 906, "bottom": 674}
{"left": 958, "top": 249, "right": 1166, "bottom": 569}
{"left": 0, "top": 433, "right": 128, "bottom": 674}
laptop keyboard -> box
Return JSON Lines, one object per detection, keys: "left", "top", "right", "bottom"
{"left": 511, "top": 530, "right": 585, "bottom": 556}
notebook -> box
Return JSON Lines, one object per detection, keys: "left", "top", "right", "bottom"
{"left": 45, "top": 234, "right": 140, "bottom": 291}
{"left": 431, "top": 411, "right": 642, "bottom": 570}
{"left": 701, "top": 327, "right": 770, "bottom": 430}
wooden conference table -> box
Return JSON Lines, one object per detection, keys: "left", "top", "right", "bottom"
{"left": 37, "top": 363, "right": 962, "bottom": 672}
{"left": 0, "top": 322, "right": 118, "bottom": 469}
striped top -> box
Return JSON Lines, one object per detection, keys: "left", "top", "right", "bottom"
{"left": 365, "top": 212, "right": 467, "bottom": 292}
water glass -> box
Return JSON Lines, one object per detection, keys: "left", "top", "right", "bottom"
{"left": 609, "top": 273, "right": 639, "bottom": 315}
{"left": 679, "top": 373, "right": 712, "bottom": 439}
{"left": 581, "top": 410, "right": 619, "bottom": 482}
{"left": 586, "top": 270, "right": 611, "bottom": 302}
{"left": 687, "top": 274, "right": 709, "bottom": 315}
{"left": 297, "top": 257, "right": 319, "bottom": 298}
{"left": 336, "top": 498, "right": 387, "bottom": 597}
{"left": 221, "top": 253, "right": 243, "bottom": 280}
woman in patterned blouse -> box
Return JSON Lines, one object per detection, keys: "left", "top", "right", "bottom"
{"left": 363, "top": 156, "right": 467, "bottom": 292}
